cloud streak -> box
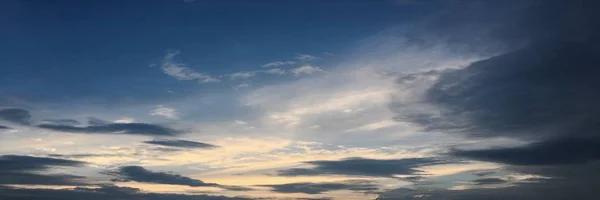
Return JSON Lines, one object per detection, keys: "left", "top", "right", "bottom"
{"left": 144, "top": 139, "right": 218, "bottom": 149}
{"left": 277, "top": 157, "right": 445, "bottom": 177}
{"left": 161, "top": 50, "right": 219, "bottom": 83}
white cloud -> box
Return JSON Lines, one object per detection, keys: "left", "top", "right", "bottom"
{"left": 233, "top": 83, "right": 250, "bottom": 90}
{"left": 114, "top": 117, "right": 135, "bottom": 123}
{"left": 264, "top": 68, "right": 285, "bottom": 75}
{"left": 344, "top": 120, "right": 399, "bottom": 133}
{"left": 229, "top": 72, "right": 256, "bottom": 79}
{"left": 290, "top": 65, "right": 324, "bottom": 76}
{"left": 295, "top": 54, "right": 319, "bottom": 62}
{"left": 234, "top": 120, "right": 247, "bottom": 125}
{"left": 150, "top": 105, "right": 179, "bottom": 119}
{"left": 262, "top": 61, "right": 296, "bottom": 68}
{"left": 161, "top": 50, "right": 220, "bottom": 83}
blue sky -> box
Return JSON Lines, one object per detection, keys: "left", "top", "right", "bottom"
{"left": 1, "top": 0, "right": 600, "bottom": 200}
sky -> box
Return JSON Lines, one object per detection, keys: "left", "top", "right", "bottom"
{"left": 0, "top": 0, "right": 599, "bottom": 199}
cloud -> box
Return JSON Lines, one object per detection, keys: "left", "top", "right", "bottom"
{"left": 41, "top": 119, "right": 80, "bottom": 126}
{"left": 0, "top": 108, "right": 31, "bottom": 125}
{"left": 295, "top": 54, "right": 319, "bottom": 62}
{"left": 262, "top": 61, "right": 296, "bottom": 68}
{"left": 277, "top": 157, "right": 445, "bottom": 177}
{"left": 0, "top": 185, "right": 254, "bottom": 200}
{"left": 290, "top": 65, "right": 324, "bottom": 76}
{"left": 264, "top": 68, "right": 285, "bottom": 75}
{"left": 144, "top": 139, "right": 218, "bottom": 149}
{"left": 391, "top": 42, "right": 600, "bottom": 165}
{"left": 260, "top": 180, "right": 379, "bottom": 194}
{"left": 0, "top": 155, "right": 84, "bottom": 171}
{"left": 112, "top": 165, "right": 219, "bottom": 187}
{"left": 0, "top": 125, "right": 9, "bottom": 129}
{"left": 37, "top": 121, "right": 182, "bottom": 136}
{"left": 150, "top": 105, "right": 179, "bottom": 119}
{"left": 161, "top": 50, "right": 219, "bottom": 83}
{"left": 233, "top": 83, "right": 250, "bottom": 90}
{"left": 0, "top": 155, "right": 87, "bottom": 185}
{"left": 471, "top": 178, "right": 507, "bottom": 185}
{"left": 450, "top": 137, "right": 600, "bottom": 166}
{"left": 229, "top": 72, "right": 256, "bottom": 79}
{"left": 397, "top": 42, "right": 600, "bottom": 140}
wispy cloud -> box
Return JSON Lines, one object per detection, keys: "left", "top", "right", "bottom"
{"left": 264, "top": 68, "right": 286, "bottom": 75}
{"left": 150, "top": 105, "right": 179, "bottom": 119}
{"left": 290, "top": 65, "right": 324, "bottom": 76}
{"left": 161, "top": 50, "right": 219, "bottom": 83}
{"left": 262, "top": 61, "right": 296, "bottom": 68}
{"left": 229, "top": 72, "right": 256, "bottom": 79}
{"left": 144, "top": 139, "right": 218, "bottom": 149}
{"left": 295, "top": 54, "right": 319, "bottom": 62}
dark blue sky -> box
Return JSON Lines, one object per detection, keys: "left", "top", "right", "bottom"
{"left": 0, "top": 0, "right": 435, "bottom": 106}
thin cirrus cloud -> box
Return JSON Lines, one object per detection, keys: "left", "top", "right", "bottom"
{"left": 295, "top": 54, "right": 319, "bottom": 62}
{"left": 161, "top": 50, "right": 220, "bottom": 83}
{"left": 290, "top": 65, "right": 324, "bottom": 76}
{"left": 229, "top": 72, "right": 256, "bottom": 79}
{"left": 150, "top": 105, "right": 179, "bottom": 119}
{"left": 262, "top": 61, "right": 296, "bottom": 68}
{"left": 264, "top": 68, "right": 286, "bottom": 75}
{"left": 143, "top": 139, "right": 218, "bottom": 149}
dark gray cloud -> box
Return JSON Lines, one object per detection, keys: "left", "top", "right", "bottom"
{"left": 393, "top": 41, "right": 600, "bottom": 166}
{"left": 451, "top": 137, "right": 600, "bottom": 166}
{"left": 38, "top": 122, "right": 182, "bottom": 136}
{"left": 471, "top": 178, "right": 506, "bottom": 185}
{"left": 110, "top": 166, "right": 251, "bottom": 191}
{"left": 0, "top": 108, "right": 182, "bottom": 136}
{"left": 277, "top": 157, "right": 445, "bottom": 177}
{"left": 41, "top": 119, "right": 80, "bottom": 126}
{"left": 0, "top": 155, "right": 85, "bottom": 171}
{"left": 472, "top": 171, "right": 495, "bottom": 177}
{"left": 385, "top": 1, "right": 600, "bottom": 199}
{"left": 377, "top": 163, "right": 600, "bottom": 200}
{"left": 260, "top": 180, "right": 379, "bottom": 194}
{"left": 0, "top": 185, "right": 254, "bottom": 200}
{"left": 0, "top": 125, "right": 9, "bottom": 129}
{"left": 144, "top": 139, "right": 218, "bottom": 149}
{"left": 0, "top": 108, "right": 31, "bottom": 125}
{"left": 112, "top": 166, "right": 218, "bottom": 187}
{"left": 0, "top": 155, "right": 87, "bottom": 185}
{"left": 0, "top": 171, "right": 86, "bottom": 185}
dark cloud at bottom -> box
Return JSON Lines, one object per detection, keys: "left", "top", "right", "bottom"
{"left": 0, "top": 185, "right": 254, "bottom": 200}
{"left": 259, "top": 180, "right": 379, "bottom": 194}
